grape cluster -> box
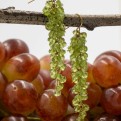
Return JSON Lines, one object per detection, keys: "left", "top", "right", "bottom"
{"left": 0, "top": 38, "right": 121, "bottom": 121}
{"left": 0, "top": 38, "right": 68, "bottom": 121}
{"left": 0, "top": 39, "right": 40, "bottom": 118}
{"left": 43, "top": 0, "right": 66, "bottom": 96}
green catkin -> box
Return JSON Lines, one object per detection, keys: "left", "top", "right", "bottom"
{"left": 43, "top": 0, "right": 66, "bottom": 96}
{"left": 43, "top": 0, "right": 89, "bottom": 119}
{"left": 68, "top": 29, "right": 89, "bottom": 121}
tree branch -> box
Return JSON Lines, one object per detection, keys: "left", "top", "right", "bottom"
{"left": 0, "top": 8, "right": 121, "bottom": 30}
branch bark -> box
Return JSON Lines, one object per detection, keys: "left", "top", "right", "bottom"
{"left": 0, "top": 8, "right": 121, "bottom": 30}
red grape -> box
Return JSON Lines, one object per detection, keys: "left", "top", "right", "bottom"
{"left": 93, "top": 55, "right": 121, "bottom": 88}
{"left": 2, "top": 80, "right": 38, "bottom": 115}
{"left": 0, "top": 42, "right": 6, "bottom": 70}
{"left": 62, "top": 113, "right": 89, "bottom": 121}
{"left": 39, "top": 70, "right": 53, "bottom": 89}
{"left": 66, "top": 104, "right": 75, "bottom": 115}
{"left": 61, "top": 64, "right": 74, "bottom": 91}
{"left": 87, "top": 62, "right": 95, "bottom": 83}
{"left": 1, "top": 115, "right": 28, "bottom": 121}
{"left": 3, "top": 38, "right": 29, "bottom": 61}
{"left": 84, "top": 82, "right": 102, "bottom": 108}
{"left": 39, "top": 54, "right": 51, "bottom": 70}
{"left": 2, "top": 53, "right": 40, "bottom": 82}
{"left": 36, "top": 89, "right": 68, "bottom": 121}
{"left": 100, "top": 85, "right": 121, "bottom": 115}
{"left": 62, "top": 113, "right": 78, "bottom": 121}
{"left": 94, "top": 50, "right": 121, "bottom": 63}
{"left": 64, "top": 59, "right": 71, "bottom": 65}
{"left": 48, "top": 80, "right": 69, "bottom": 98}
{"left": 93, "top": 114, "right": 120, "bottom": 121}
{"left": 32, "top": 74, "right": 45, "bottom": 95}
{"left": 68, "top": 82, "right": 102, "bottom": 109}
{"left": 89, "top": 106, "right": 105, "bottom": 120}
{"left": 0, "top": 72, "right": 7, "bottom": 99}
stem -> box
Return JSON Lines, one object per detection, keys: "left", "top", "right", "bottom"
{"left": 27, "top": 117, "right": 42, "bottom": 121}
{"left": 0, "top": 8, "right": 121, "bottom": 30}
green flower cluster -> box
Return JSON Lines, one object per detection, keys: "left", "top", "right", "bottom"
{"left": 68, "top": 29, "right": 89, "bottom": 121}
{"left": 43, "top": 0, "right": 66, "bottom": 96}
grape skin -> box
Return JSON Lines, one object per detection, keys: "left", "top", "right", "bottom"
{"left": 36, "top": 89, "right": 68, "bottom": 121}
{"left": 0, "top": 42, "right": 6, "bottom": 70}
{"left": 2, "top": 80, "right": 38, "bottom": 115}
{"left": 1, "top": 115, "right": 28, "bottom": 121}
{"left": 100, "top": 85, "right": 121, "bottom": 115}
{"left": 3, "top": 38, "right": 29, "bottom": 61}
{"left": 2, "top": 53, "right": 40, "bottom": 82}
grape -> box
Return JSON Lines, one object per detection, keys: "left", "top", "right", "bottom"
{"left": 87, "top": 62, "right": 95, "bottom": 83}
{"left": 100, "top": 85, "right": 121, "bottom": 115}
{"left": 2, "top": 80, "right": 38, "bottom": 115}
{"left": 88, "top": 106, "right": 105, "bottom": 120}
{"left": 32, "top": 74, "right": 45, "bottom": 95}
{"left": 63, "top": 61, "right": 96, "bottom": 84}
{"left": 62, "top": 113, "right": 78, "bottom": 121}
{"left": 94, "top": 50, "right": 121, "bottom": 63}
{"left": 3, "top": 38, "right": 29, "bottom": 62}
{"left": 2, "top": 53, "right": 40, "bottom": 82}
{"left": 84, "top": 82, "right": 102, "bottom": 109}
{"left": 66, "top": 104, "right": 75, "bottom": 116}
{"left": 64, "top": 59, "right": 71, "bottom": 65}
{"left": 0, "top": 72, "right": 7, "bottom": 99}
{"left": 36, "top": 89, "right": 68, "bottom": 121}
{"left": 68, "top": 82, "right": 102, "bottom": 109}
{"left": 39, "top": 54, "right": 51, "bottom": 70}
{"left": 67, "top": 88, "right": 75, "bottom": 107}
{"left": 39, "top": 70, "right": 53, "bottom": 89}
{"left": 94, "top": 50, "right": 121, "bottom": 84}
{"left": 0, "top": 42, "right": 6, "bottom": 70}
{"left": 1, "top": 115, "right": 28, "bottom": 121}
{"left": 61, "top": 64, "right": 74, "bottom": 93}
{"left": 48, "top": 80, "right": 70, "bottom": 98}
{"left": 62, "top": 113, "right": 89, "bottom": 121}
{"left": 93, "top": 114, "right": 120, "bottom": 121}
{"left": 93, "top": 55, "right": 121, "bottom": 88}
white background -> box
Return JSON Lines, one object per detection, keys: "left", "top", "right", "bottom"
{"left": 0, "top": 0, "right": 121, "bottom": 63}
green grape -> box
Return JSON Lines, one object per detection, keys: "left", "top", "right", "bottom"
{"left": 68, "top": 29, "right": 89, "bottom": 121}
{"left": 43, "top": 0, "right": 66, "bottom": 96}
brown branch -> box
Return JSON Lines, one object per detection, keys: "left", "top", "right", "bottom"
{"left": 0, "top": 8, "right": 121, "bottom": 30}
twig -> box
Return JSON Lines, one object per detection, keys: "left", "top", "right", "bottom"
{"left": 0, "top": 8, "right": 121, "bottom": 30}
{"left": 28, "top": 0, "right": 35, "bottom": 4}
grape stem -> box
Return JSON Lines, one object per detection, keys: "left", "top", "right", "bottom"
{"left": 0, "top": 8, "right": 121, "bottom": 30}
{"left": 27, "top": 117, "right": 42, "bottom": 121}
